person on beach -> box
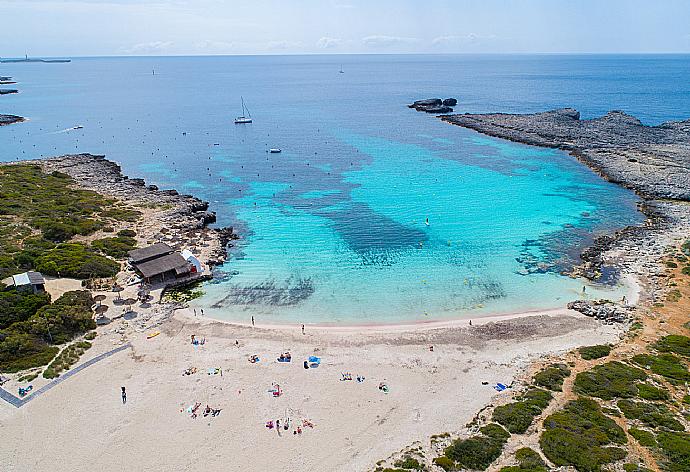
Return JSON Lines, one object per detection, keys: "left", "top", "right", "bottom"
{"left": 121, "top": 386, "right": 127, "bottom": 404}
{"left": 251, "top": 316, "right": 255, "bottom": 327}
{"left": 301, "top": 324, "right": 305, "bottom": 335}
{"left": 201, "top": 309, "right": 204, "bottom": 316}
{"left": 193, "top": 308, "right": 197, "bottom": 317}
{"left": 469, "top": 320, "right": 472, "bottom": 326}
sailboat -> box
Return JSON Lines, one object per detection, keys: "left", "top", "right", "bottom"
{"left": 339, "top": 64, "right": 344, "bottom": 74}
{"left": 234, "top": 97, "right": 252, "bottom": 124}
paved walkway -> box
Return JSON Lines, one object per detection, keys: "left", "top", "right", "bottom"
{"left": 0, "top": 343, "right": 132, "bottom": 408}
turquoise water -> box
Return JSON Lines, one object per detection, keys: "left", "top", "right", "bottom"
{"left": 2, "top": 54, "right": 678, "bottom": 323}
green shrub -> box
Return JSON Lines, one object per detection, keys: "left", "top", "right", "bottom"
{"left": 392, "top": 456, "right": 422, "bottom": 470}
{"left": 42, "top": 340, "right": 92, "bottom": 378}
{"left": 656, "top": 431, "right": 690, "bottom": 472}
{"left": 637, "top": 383, "right": 670, "bottom": 401}
{"left": 35, "top": 243, "right": 120, "bottom": 279}
{"left": 654, "top": 335, "right": 690, "bottom": 357}
{"left": 665, "top": 261, "right": 678, "bottom": 269}
{"left": 623, "top": 464, "right": 653, "bottom": 472}
{"left": 91, "top": 236, "right": 137, "bottom": 259}
{"left": 573, "top": 361, "right": 647, "bottom": 400}
{"left": 0, "top": 341, "right": 59, "bottom": 372}
{"left": 0, "top": 288, "right": 51, "bottom": 329}
{"left": 84, "top": 331, "right": 97, "bottom": 340}
{"left": 579, "top": 344, "right": 612, "bottom": 360}
{"left": 432, "top": 456, "right": 453, "bottom": 471}
{"left": 534, "top": 363, "right": 571, "bottom": 391}
{"left": 480, "top": 423, "right": 510, "bottom": 441}
{"left": 492, "top": 389, "right": 552, "bottom": 434}
{"left": 117, "top": 229, "right": 137, "bottom": 237}
{"left": 628, "top": 428, "right": 657, "bottom": 447}
{"left": 631, "top": 353, "right": 690, "bottom": 384}
{"left": 617, "top": 399, "right": 684, "bottom": 431}
{"left": 540, "top": 397, "right": 627, "bottom": 472}
{"left": 499, "top": 447, "right": 547, "bottom": 472}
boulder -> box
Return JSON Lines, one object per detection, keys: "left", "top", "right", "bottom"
{"left": 442, "top": 98, "right": 457, "bottom": 106}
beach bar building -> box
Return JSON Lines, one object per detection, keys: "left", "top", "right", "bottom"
{"left": 12, "top": 271, "right": 45, "bottom": 294}
{"left": 129, "top": 243, "right": 192, "bottom": 285}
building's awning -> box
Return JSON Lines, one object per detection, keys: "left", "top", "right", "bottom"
{"left": 128, "top": 243, "right": 174, "bottom": 264}
{"left": 135, "top": 253, "right": 190, "bottom": 278}
{"left": 12, "top": 271, "right": 44, "bottom": 286}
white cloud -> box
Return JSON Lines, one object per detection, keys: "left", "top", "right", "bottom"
{"left": 361, "top": 35, "right": 418, "bottom": 48}
{"left": 121, "top": 40, "right": 174, "bottom": 54}
{"left": 316, "top": 37, "right": 342, "bottom": 49}
{"left": 194, "top": 40, "right": 234, "bottom": 53}
{"left": 432, "top": 33, "right": 497, "bottom": 47}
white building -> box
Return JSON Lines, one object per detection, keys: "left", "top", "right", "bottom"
{"left": 180, "top": 249, "right": 202, "bottom": 274}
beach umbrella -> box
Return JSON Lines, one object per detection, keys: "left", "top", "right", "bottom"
{"left": 93, "top": 294, "right": 106, "bottom": 306}
{"left": 94, "top": 304, "right": 109, "bottom": 315}
{"left": 112, "top": 285, "right": 124, "bottom": 300}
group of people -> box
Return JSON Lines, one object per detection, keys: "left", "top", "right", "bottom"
{"left": 265, "top": 418, "right": 314, "bottom": 436}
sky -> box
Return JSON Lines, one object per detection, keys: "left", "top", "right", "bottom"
{"left": 1, "top": 0, "right": 690, "bottom": 57}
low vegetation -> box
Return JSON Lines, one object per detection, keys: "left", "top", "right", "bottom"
{"left": 0, "top": 164, "right": 138, "bottom": 279}
{"left": 617, "top": 399, "right": 684, "bottom": 432}
{"left": 434, "top": 423, "right": 510, "bottom": 471}
{"left": 653, "top": 335, "right": 690, "bottom": 358}
{"left": 628, "top": 428, "right": 657, "bottom": 447}
{"left": 631, "top": 353, "right": 690, "bottom": 384}
{"left": 533, "top": 363, "right": 571, "bottom": 391}
{"left": 499, "top": 447, "right": 548, "bottom": 472}
{"left": 43, "top": 340, "right": 92, "bottom": 379}
{"left": 579, "top": 344, "right": 612, "bottom": 360}
{"left": 656, "top": 431, "right": 690, "bottom": 472}
{"left": 540, "top": 397, "right": 627, "bottom": 472}
{"left": 492, "top": 388, "right": 552, "bottom": 434}
{"left": 162, "top": 282, "right": 204, "bottom": 303}
{"left": 0, "top": 289, "right": 95, "bottom": 372}
{"left": 91, "top": 235, "right": 137, "bottom": 259}
{"left": 573, "top": 361, "right": 647, "bottom": 400}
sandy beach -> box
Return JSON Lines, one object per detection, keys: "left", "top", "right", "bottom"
{"left": 0, "top": 306, "right": 621, "bottom": 472}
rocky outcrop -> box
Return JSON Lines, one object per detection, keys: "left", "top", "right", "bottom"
{"left": 20, "top": 153, "right": 237, "bottom": 268}
{"left": 0, "top": 114, "right": 24, "bottom": 126}
{"left": 567, "top": 300, "right": 631, "bottom": 324}
{"left": 441, "top": 108, "right": 690, "bottom": 201}
{"left": 409, "top": 98, "right": 457, "bottom": 114}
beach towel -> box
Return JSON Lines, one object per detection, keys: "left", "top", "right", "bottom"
{"left": 494, "top": 383, "right": 507, "bottom": 392}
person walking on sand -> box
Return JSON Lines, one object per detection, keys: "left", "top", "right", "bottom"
{"left": 251, "top": 316, "right": 255, "bottom": 327}
{"left": 301, "top": 324, "right": 305, "bottom": 335}
{"left": 121, "top": 386, "right": 127, "bottom": 404}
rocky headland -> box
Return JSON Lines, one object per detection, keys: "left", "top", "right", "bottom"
{"left": 26, "top": 153, "right": 238, "bottom": 268}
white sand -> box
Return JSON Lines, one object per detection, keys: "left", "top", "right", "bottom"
{"left": 0, "top": 308, "right": 621, "bottom": 472}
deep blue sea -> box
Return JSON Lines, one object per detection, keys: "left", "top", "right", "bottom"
{"left": 2, "top": 54, "right": 689, "bottom": 324}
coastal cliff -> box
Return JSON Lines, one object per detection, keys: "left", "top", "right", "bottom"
{"left": 26, "top": 153, "right": 237, "bottom": 267}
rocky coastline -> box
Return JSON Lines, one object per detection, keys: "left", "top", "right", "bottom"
{"left": 26, "top": 153, "right": 238, "bottom": 269}
{"left": 422, "top": 106, "right": 690, "bottom": 303}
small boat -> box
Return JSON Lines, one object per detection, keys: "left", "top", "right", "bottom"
{"left": 269, "top": 148, "right": 281, "bottom": 153}
{"left": 75, "top": 125, "right": 83, "bottom": 130}
{"left": 339, "top": 64, "right": 344, "bottom": 74}
{"left": 425, "top": 217, "right": 430, "bottom": 226}
{"left": 234, "top": 96, "right": 252, "bottom": 124}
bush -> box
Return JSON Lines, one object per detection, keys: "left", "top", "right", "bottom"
{"left": 666, "top": 261, "right": 678, "bottom": 268}
{"left": 654, "top": 335, "right": 690, "bottom": 357}
{"left": 540, "top": 398, "right": 627, "bottom": 472}
{"left": 573, "top": 361, "right": 647, "bottom": 400}
{"left": 617, "top": 400, "right": 684, "bottom": 432}
{"left": 42, "top": 340, "right": 92, "bottom": 378}
{"left": 637, "top": 383, "right": 670, "bottom": 401}
{"left": 84, "top": 331, "right": 97, "bottom": 340}
{"left": 91, "top": 236, "right": 137, "bottom": 259}
{"left": 631, "top": 353, "right": 690, "bottom": 384}
{"left": 0, "top": 288, "right": 51, "bottom": 329}
{"left": 392, "top": 456, "right": 422, "bottom": 470}
{"left": 439, "top": 423, "right": 510, "bottom": 471}
{"left": 534, "top": 363, "right": 571, "bottom": 391}
{"left": 117, "top": 229, "right": 137, "bottom": 237}
{"left": 35, "top": 243, "right": 120, "bottom": 279}
{"left": 492, "top": 389, "right": 552, "bottom": 434}
{"left": 657, "top": 431, "right": 690, "bottom": 472}
{"left": 500, "top": 447, "right": 547, "bottom": 472}
{"left": 0, "top": 339, "right": 59, "bottom": 373}
{"left": 628, "top": 428, "right": 656, "bottom": 447}
{"left": 579, "top": 344, "right": 612, "bottom": 360}
{"left": 432, "top": 457, "right": 453, "bottom": 471}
